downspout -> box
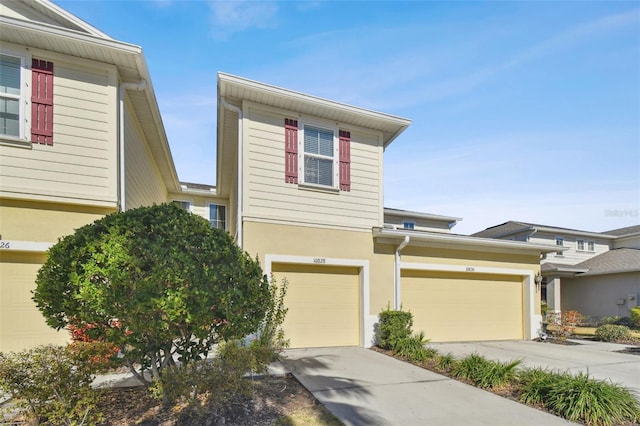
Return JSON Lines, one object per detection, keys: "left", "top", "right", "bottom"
{"left": 394, "top": 235, "right": 410, "bottom": 310}
{"left": 220, "top": 97, "right": 243, "bottom": 249}
{"left": 118, "top": 80, "right": 147, "bottom": 212}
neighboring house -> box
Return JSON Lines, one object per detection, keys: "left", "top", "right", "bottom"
{"left": 1, "top": 0, "right": 561, "bottom": 353}
{"left": 473, "top": 222, "right": 640, "bottom": 319}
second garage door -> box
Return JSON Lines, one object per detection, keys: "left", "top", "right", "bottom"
{"left": 272, "top": 263, "right": 360, "bottom": 348}
{"left": 402, "top": 270, "right": 523, "bottom": 342}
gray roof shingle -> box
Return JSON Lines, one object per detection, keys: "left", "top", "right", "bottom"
{"left": 605, "top": 225, "right": 640, "bottom": 236}
{"left": 574, "top": 248, "right": 640, "bottom": 275}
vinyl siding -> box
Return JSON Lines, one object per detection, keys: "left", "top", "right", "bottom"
{"left": 0, "top": 52, "right": 118, "bottom": 205}
{"left": 124, "top": 101, "right": 167, "bottom": 209}
{"left": 384, "top": 214, "right": 452, "bottom": 233}
{"left": 530, "top": 233, "right": 611, "bottom": 265}
{"left": 242, "top": 103, "right": 383, "bottom": 230}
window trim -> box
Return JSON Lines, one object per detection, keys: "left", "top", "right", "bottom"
{"left": 555, "top": 236, "right": 564, "bottom": 256}
{"left": 402, "top": 220, "right": 416, "bottom": 230}
{"left": 299, "top": 121, "right": 339, "bottom": 189}
{"left": 0, "top": 48, "right": 31, "bottom": 148}
{"left": 577, "top": 239, "right": 585, "bottom": 251}
{"left": 171, "top": 200, "right": 191, "bottom": 212}
{"left": 587, "top": 240, "right": 595, "bottom": 252}
{"left": 208, "top": 202, "right": 227, "bottom": 231}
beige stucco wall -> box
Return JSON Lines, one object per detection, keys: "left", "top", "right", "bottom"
{"left": 0, "top": 199, "right": 116, "bottom": 352}
{"left": 562, "top": 272, "right": 640, "bottom": 318}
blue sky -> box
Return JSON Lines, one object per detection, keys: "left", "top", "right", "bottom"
{"left": 57, "top": 0, "right": 640, "bottom": 234}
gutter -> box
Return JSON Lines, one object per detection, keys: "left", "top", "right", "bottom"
{"left": 118, "top": 80, "right": 147, "bottom": 211}
{"left": 394, "top": 235, "right": 410, "bottom": 310}
{"left": 220, "top": 97, "right": 243, "bottom": 249}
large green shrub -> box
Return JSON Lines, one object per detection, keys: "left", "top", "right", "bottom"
{"left": 33, "top": 203, "right": 270, "bottom": 385}
{"left": 376, "top": 308, "right": 413, "bottom": 350}
{"left": 631, "top": 306, "right": 640, "bottom": 328}
{"left": 0, "top": 345, "right": 104, "bottom": 425}
{"left": 595, "top": 324, "right": 632, "bottom": 342}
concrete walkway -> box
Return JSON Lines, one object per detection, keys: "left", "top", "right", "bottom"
{"left": 281, "top": 347, "right": 574, "bottom": 426}
{"left": 430, "top": 339, "right": 640, "bottom": 398}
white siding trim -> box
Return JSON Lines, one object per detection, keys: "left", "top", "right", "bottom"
{"left": 264, "top": 254, "right": 371, "bottom": 347}
{"left": 398, "top": 261, "right": 538, "bottom": 340}
{"left": 0, "top": 240, "right": 53, "bottom": 252}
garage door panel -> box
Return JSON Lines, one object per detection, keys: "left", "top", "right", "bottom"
{"left": 402, "top": 271, "right": 523, "bottom": 342}
{"left": 273, "top": 264, "right": 360, "bottom": 348}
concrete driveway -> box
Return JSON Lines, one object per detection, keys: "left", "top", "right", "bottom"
{"left": 430, "top": 339, "right": 640, "bottom": 398}
{"left": 281, "top": 347, "right": 573, "bottom": 426}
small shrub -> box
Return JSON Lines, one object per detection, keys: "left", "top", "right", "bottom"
{"left": 424, "top": 346, "right": 440, "bottom": 360}
{"left": 518, "top": 367, "right": 559, "bottom": 406}
{"left": 436, "top": 353, "right": 456, "bottom": 371}
{"left": 595, "top": 324, "right": 631, "bottom": 342}
{"left": 376, "top": 308, "right": 413, "bottom": 350}
{"left": 0, "top": 344, "right": 103, "bottom": 425}
{"left": 548, "top": 372, "right": 640, "bottom": 425}
{"left": 251, "top": 277, "right": 290, "bottom": 361}
{"left": 541, "top": 300, "right": 548, "bottom": 318}
{"left": 545, "top": 310, "right": 583, "bottom": 340}
{"left": 631, "top": 307, "right": 640, "bottom": 328}
{"left": 393, "top": 331, "right": 429, "bottom": 362}
{"left": 451, "top": 353, "right": 520, "bottom": 389}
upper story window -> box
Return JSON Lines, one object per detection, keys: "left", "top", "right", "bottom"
{"left": 403, "top": 221, "right": 415, "bottom": 230}
{"left": 577, "top": 239, "right": 595, "bottom": 252}
{"left": 172, "top": 200, "right": 191, "bottom": 212}
{"left": 303, "top": 125, "right": 336, "bottom": 187}
{"left": 555, "top": 236, "right": 564, "bottom": 255}
{"left": 577, "top": 239, "right": 585, "bottom": 251}
{"left": 587, "top": 241, "right": 595, "bottom": 251}
{"left": 209, "top": 204, "right": 226, "bottom": 230}
{"left": 0, "top": 54, "right": 24, "bottom": 140}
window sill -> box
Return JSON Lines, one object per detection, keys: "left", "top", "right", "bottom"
{"left": 298, "top": 182, "right": 340, "bottom": 194}
{"left": 0, "top": 136, "right": 32, "bottom": 149}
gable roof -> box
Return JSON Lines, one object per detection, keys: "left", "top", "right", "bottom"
{"left": 605, "top": 225, "right": 640, "bottom": 237}
{"left": 472, "top": 220, "right": 624, "bottom": 240}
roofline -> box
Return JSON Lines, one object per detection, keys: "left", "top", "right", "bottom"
{"left": 373, "top": 227, "right": 560, "bottom": 255}
{"left": 383, "top": 208, "right": 462, "bottom": 223}
{"left": 579, "top": 268, "right": 640, "bottom": 277}
{"left": 217, "top": 72, "right": 412, "bottom": 147}
{"left": 33, "top": 0, "right": 113, "bottom": 39}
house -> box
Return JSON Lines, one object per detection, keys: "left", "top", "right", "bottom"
{"left": 0, "top": 0, "right": 559, "bottom": 353}
{"left": 473, "top": 222, "right": 640, "bottom": 319}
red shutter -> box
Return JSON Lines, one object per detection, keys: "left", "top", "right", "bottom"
{"left": 285, "top": 118, "right": 298, "bottom": 183}
{"left": 339, "top": 130, "right": 351, "bottom": 191}
{"left": 31, "top": 59, "right": 54, "bottom": 145}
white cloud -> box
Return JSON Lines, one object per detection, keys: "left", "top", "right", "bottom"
{"left": 208, "top": 0, "right": 279, "bottom": 39}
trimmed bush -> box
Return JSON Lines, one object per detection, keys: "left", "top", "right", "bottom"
{"left": 595, "top": 324, "right": 631, "bottom": 342}
{"left": 631, "top": 306, "right": 640, "bottom": 328}
{"left": 0, "top": 344, "right": 103, "bottom": 425}
{"left": 376, "top": 308, "right": 413, "bottom": 350}
{"left": 451, "top": 353, "right": 521, "bottom": 389}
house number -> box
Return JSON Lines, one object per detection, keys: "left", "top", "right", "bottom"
{"left": 313, "top": 258, "right": 326, "bottom": 264}
{"left": 466, "top": 267, "right": 475, "bottom": 272}
{"left": 0, "top": 241, "right": 10, "bottom": 249}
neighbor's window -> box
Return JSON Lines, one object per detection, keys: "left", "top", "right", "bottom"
{"left": 303, "top": 125, "right": 335, "bottom": 187}
{"left": 172, "top": 200, "right": 191, "bottom": 212}
{"left": 555, "top": 236, "right": 564, "bottom": 255}
{"left": 209, "top": 203, "right": 226, "bottom": 230}
{"left": 0, "top": 54, "right": 23, "bottom": 139}
{"left": 587, "top": 241, "right": 595, "bottom": 251}
{"left": 403, "top": 221, "right": 415, "bottom": 230}
{"left": 577, "top": 239, "right": 585, "bottom": 251}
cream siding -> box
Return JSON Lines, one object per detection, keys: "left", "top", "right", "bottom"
{"left": 530, "top": 233, "right": 611, "bottom": 265}
{"left": 384, "top": 214, "right": 453, "bottom": 233}
{"left": 167, "top": 191, "right": 229, "bottom": 228}
{"left": 124, "top": 100, "right": 167, "bottom": 209}
{"left": 0, "top": 48, "right": 118, "bottom": 205}
{"left": 242, "top": 102, "right": 384, "bottom": 230}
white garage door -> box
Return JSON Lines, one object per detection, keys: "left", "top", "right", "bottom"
{"left": 272, "top": 263, "right": 360, "bottom": 348}
{"left": 402, "top": 270, "right": 523, "bottom": 342}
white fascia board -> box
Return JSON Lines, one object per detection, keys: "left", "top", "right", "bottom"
{"left": 533, "top": 225, "right": 617, "bottom": 240}
{"left": 0, "top": 240, "right": 53, "bottom": 253}
{"left": 373, "top": 227, "right": 560, "bottom": 254}
{"left": 384, "top": 208, "right": 462, "bottom": 223}
{"left": 217, "top": 72, "right": 411, "bottom": 143}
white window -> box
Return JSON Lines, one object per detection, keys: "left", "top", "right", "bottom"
{"left": 172, "top": 200, "right": 191, "bottom": 212}
{"left": 577, "top": 239, "right": 585, "bottom": 251}
{"left": 555, "top": 236, "right": 564, "bottom": 255}
{"left": 0, "top": 53, "right": 27, "bottom": 142}
{"left": 209, "top": 204, "right": 226, "bottom": 230}
{"left": 587, "top": 241, "right": 595, "bottom": 251}
{"left": 302, "top": 124, "right": 338, "bottom": 188}
{"left": 403, "top": 221, "right": 415, "bottom": 230}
